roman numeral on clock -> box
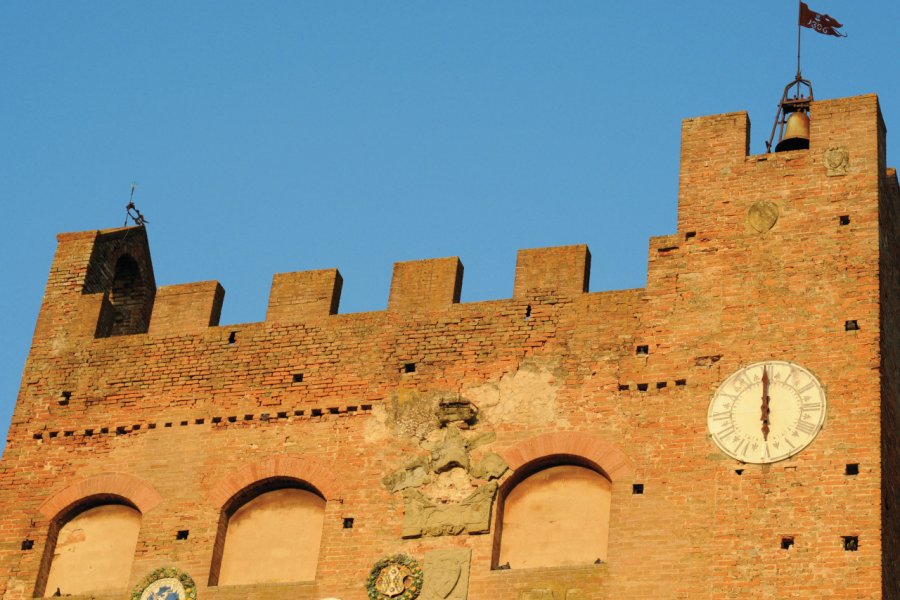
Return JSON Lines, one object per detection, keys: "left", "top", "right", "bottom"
{"left": 797, "top": 381, "right": 816, "bottom": 394}
{"left": 796, "top": 419, "right": 817, "bottom": 435}
{"left": 716, "top": 424, "right": 736, "bottom": 441}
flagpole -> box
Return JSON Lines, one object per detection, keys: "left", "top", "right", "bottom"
{"left": 797, "top": 1, "right": 802, "bottom": 77}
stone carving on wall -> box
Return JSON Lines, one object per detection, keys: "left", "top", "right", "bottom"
{"left": 824, "top": 146, "right": 849, "bottom": 176}
{"left": 421, "top": 547, "right": 471, "bottom": 600}
{"left": 382, "top": 392, "right": 508, "bottom": 538}
{"left": 401, "top": 483, "right": 496, "bottom": 537}
{"left": 747, "top": 200, "right": 779, "bottom": 233}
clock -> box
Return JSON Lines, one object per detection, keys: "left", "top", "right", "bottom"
{"left": 707, "top": 360, "right": 826, "bottom": 464}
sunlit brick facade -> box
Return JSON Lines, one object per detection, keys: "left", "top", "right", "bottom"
{"left": 0, "top": 93, "right": 897, "bottom": 599}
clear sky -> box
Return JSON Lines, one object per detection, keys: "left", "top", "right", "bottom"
{"left": 1, "top": 2, "right": 897, "bottom": 445}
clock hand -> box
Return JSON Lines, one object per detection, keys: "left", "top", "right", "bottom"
{"left": 761, "top": 366, "right": 770, "bottom": 441}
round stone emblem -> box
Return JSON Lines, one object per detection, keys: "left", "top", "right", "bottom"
{"left": 366, "top": 554, "right": 423, "bottom": 600}
{"left": 747, "top": 200, "right": 779, "bottom": 233}
{"left": 131, "top": 568, "right": 197, "bottom": 600}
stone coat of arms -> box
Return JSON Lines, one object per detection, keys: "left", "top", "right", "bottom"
{"left": 824, "top": 146, "right": 849, "bottom": 176}
{"left": 367, "top": 554, "right": 423, "bottom": 600}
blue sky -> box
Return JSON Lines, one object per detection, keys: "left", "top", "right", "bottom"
{"left": 1, "top": 2, "right": 897, "bottom": 444}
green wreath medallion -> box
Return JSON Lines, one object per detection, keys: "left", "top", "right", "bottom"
{"left": 130, "top": 567, "right": 197, "bottom": 600}
{"left": 366, "top": 554, "right": 423, "bottom": 600}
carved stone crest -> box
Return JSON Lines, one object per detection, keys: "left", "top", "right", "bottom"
{"left": 429, "top": 565, "right": 459, "bottom": 598}
{"left": 427, "top": 558, "right": 459, "bottom": 598}
{"left": 824, "top": 146, "right": 849, "bottom": 176}
{"left": 401, "top": 482, "right": 496, "bottom": 538}
{"left": 747, "top": 200, "right": 779, "bottom": 233}
{"left": 382, "top": 392, "right": 508, "bottom": 539}
{"left": 367, "top": 555, "right": 423, "bottom": 600}
{"left": 422, "top": 548, "right": 471, "bottom": 600}
{"left": 377, "top": 564, "right": 412, "bottom": 596}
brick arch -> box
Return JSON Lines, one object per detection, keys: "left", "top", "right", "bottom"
{"left": 499, "top": 432, "right": 633, "bottom": 481}
{"left": 38, "top": 472, "right": 163, "bottom": 519}
{"left": 205, "top": 455, "right": 342, "bottom": 507}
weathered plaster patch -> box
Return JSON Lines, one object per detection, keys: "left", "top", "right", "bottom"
{"left": 388, "top": 389, "right": 440, "bottom": 439}
{"left": 466, "top": 358, "right": 564, "bottom": 426}
{"left": 363, "top": 403, "right": 390, "bottom": 443}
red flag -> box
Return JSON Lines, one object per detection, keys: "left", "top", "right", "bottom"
{"left": 799, "top": 2, "right": 846, "bottom": 37}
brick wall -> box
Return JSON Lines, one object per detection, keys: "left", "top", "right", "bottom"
{"left": 879, "top": 163, "right": 900, "bottom": 598}
{"left": 0, "top": 93, "right": 894, "bottom": 599}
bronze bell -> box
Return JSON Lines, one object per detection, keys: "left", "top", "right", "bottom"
{"left": 775, "top": 110, "right": 810, "bottom": 152}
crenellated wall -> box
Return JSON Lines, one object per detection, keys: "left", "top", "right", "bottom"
{"left": 0, "top": 93, "right": 896, "bottom": 600}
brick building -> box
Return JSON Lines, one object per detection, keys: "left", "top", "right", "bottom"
{"left": 0, "top": 92, "right": 897, "bottom": 599}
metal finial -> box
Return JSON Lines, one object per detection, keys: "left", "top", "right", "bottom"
{"left": 124, "top": 183, "right": 149, "bottom": 227}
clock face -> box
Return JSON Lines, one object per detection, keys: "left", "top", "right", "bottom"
{"left": 707, "top": 361, "right": 826, "bottom": 464}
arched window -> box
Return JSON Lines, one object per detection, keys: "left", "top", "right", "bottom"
{"left": 494, "top": 460, "right": 611, "bottom": 569}
{"left": 100, "top": 254, "right": 153, "bottom": 336}
{"left": 210, "top": 478, "right": 325, "bottom": 586}
{"left": 38, "top": 498, "right": 141, "bottom": 597}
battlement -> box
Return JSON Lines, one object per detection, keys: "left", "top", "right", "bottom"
{"left": 35, "top": 230, "right": 598, "bottom": 345}
{"left": 30, "top": 95, "right": 891, "bottom": 349}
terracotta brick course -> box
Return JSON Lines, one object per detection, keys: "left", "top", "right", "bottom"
{"left": 205, "top": 456, "right": 343, "bottom": 506}
{"left": 38, "top": 473, "right": 163, "bottom": 519}
{"left": 499, "top": 432, "right": 633, "bottom": 481}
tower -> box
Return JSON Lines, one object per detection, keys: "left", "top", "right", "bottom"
{"left": 0, "top": 92, "right": 897, "bottom": 599}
